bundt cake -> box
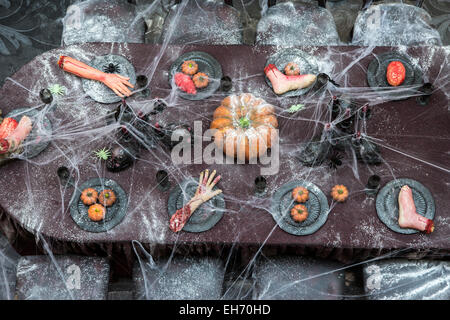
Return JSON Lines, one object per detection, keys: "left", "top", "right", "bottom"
{"left": 211, "top": 93, "right": 278, "bottom": 161}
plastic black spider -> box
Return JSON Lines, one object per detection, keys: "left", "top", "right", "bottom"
{"left": 327, "top": 149, "right": 344, "bottom": 170}
{"left": 103, "top": 63, "right": 121, "bottom": 74}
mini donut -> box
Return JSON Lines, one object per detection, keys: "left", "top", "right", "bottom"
{"left": 284, "top": 62, "right": 300, "bottom": 76}
{"left": 88, "top": 204, "right": 106, "bottom": 222}
{"left": 292, "top": 186, "right": 309, "bottom": 203}
{"left": 99, "top": 189, "right": 117, "bottom": 207}
{"left": 291, "top": 204, "right": 309, "bottom": 222}
{"left": 80, "top": 188, "right": 98, "bottom": 205}
{"left": 192, "top": 72, "right": 209, "bottom": 89}
{"left": 181, "top": 60, "right": 198, "bottom": 75}
{"left": 331, "top": 184, "right": 349, "bottom": 202}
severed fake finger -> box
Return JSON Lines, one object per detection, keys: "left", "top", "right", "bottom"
{"left": 202, "top": 169, "right": 210, "bottom": 186}
{"left": 209, "top": 175, "right": 221, "bottom": 190}
{"left": 117, "top": 82, "right": 132, "bottom": 96}
{"left": 206, "top": 170, "right": 217, "bottom": 187}
{"left": 195, "top": 171, "right": 204, "bottom": 196}
{"left": 112, "top": 88, "right": 124, "bottom": 98}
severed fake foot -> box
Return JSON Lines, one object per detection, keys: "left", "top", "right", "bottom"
{"left": 169, "top": 169, "right": 222, "bottom": 233}
{"left": 398, "top": 185, "right": 434, "bottom": 234}
{"left": 264, "top": 64, "right": 316, "bottom": 95}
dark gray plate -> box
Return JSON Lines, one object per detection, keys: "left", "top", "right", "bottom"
{"left": 270, "top": 180, "right": 330, "bottom": 236}
{"left": 264, "top": 48, "right": 319, "bottom": 97}
{"left": 167, "top": 177, "right": 225, "bottom": 233}
{"left": 82, "top": 55, "right": 136, "bottom": 104}
{"left": 376, "top": 178, "right": 435, "bottom": 234}
{"left": 70, "top": 178, "right": 128, "bottom": 233}
{"left": 367, "top": 52, "right": 422, "bottom": 100}
{"left": 169, "top": 51, "right": 222, "bottom": 101}
{"left": 6, "top": 108, "right": 52, "bottom": 159}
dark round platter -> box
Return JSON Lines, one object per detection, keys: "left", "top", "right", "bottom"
{"left": 82, "top": 54, "right": 136, "bottom": 104}
{"left": 376, "top": 178, "right": 435, "bottom": 234}
{"left": 167, "top": 177, "right": 225, "bottom": 233}
{"left": 6, "top": 108, "right": 52, "bottom": 159}
{"left": 270, "top": 180, "right": 330, "bottom": 236}
{"left": 169, "top": 51, "right": 223, "bottom": 101}
{"left": 264, "top": 48, "right": 319, "bottom": 97}
{"left": 367, "top": 52, "right": 422, "bottom": 99}
{"left": 70, "top": 178, "right": 128, "bottom": 233}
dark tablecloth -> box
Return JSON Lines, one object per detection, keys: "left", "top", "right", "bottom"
{"left": 0, "top": 44, "right": 448, "bottom": 272}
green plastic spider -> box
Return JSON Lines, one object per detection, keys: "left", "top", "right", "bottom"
{"left": 93, "top": 148, "right": 111, "bottom": 160}
{"left": 48, "top": 84, "right": 66, "bottom": 96}
{"left": 288, "top": 104, "right": 305, "bottom": 113}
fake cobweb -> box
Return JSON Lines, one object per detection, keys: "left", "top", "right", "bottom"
{"left": 0, "top": 0, "right": 449, "bottom": 300}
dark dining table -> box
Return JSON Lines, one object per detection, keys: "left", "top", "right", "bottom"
{"left": 0, "top": 43, "right": 448, "bottom": 273}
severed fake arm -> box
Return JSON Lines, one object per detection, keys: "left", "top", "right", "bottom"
{"left": 58, "top": 56, "right": 134, "bottom": 98}
{"left": 169, "top": 169, "right": 222, "bottom": 232}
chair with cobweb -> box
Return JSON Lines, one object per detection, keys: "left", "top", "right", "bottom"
{"left": 159, "top": 0, "right": 244, "bottom": 45}
{"left": 255, "top": 0, "right": 341, "bottom": 46}
{"left": 62, "top": 0, "right": 146, "bottom": 45}
{"left": 351, "top": 0, "right": 442, "bottom": 46}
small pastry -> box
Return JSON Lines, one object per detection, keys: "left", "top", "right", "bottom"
{"left": 192, "top": 72, "right": 209, "bottom": 89}
{"left": 331, "top": 184, "right": 348, "bottom": 202}
{"left": 386, "top": 61, "right": 406, "bottom": 86}
{"left": 174, "top": 72, "right": 197, "bottom": 95}
{"left": 181, "top": 60, "right": 198, "bottom": 75}
{"left": 80, "top": 188, "right": 98, "bottom": 205}
{"left": 88, "top": 204, "right": 106, "bottom": 221}
{"left": 291, "top": 204, "right": 309, "bottom": 222}
{"left": 99, "top": 189, "right": 116, "bottom": 207}
{"left": 284, "top": 62, "right": 300, "bottom": 76}
{"left": 292, "top": 186, "right": 309, "bottom": 203}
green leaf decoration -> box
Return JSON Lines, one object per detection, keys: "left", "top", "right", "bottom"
{"left": 239, "top": 117, "right": 251, "bottom": 129}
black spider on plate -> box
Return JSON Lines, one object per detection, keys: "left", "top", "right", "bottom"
{"left": 103, "top": 63, "right": 121, "bottom": 74}
{"left": 327, "top": 149, "right": 344, "bottom": 170}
